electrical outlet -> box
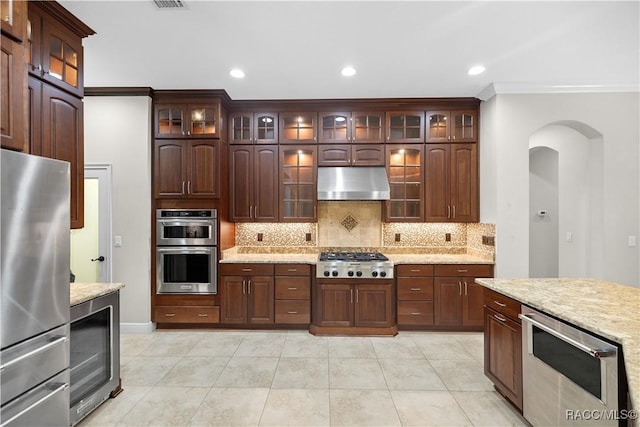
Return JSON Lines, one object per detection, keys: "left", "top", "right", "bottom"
{"left": 482, "top": 235, "right": 495, "bottom": 246}
{"left": 395, "top": 233, "right": 401, "bottom": 242}
{"left": 305, "top": 233, "right": 312, "bottom": 242}
{"left": 257, "top": 233, "right": 263, "bottom": 242}
{"left": 445, "top": 233, "right": 451, "bottom": 242}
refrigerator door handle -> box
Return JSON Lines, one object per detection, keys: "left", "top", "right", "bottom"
{"left": 0, "top": 336, "right": 67, "bottom": 373}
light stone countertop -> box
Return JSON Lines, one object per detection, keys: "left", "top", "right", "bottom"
{"left": 70, "top": 282, "right": 125, "bottom": 306}
{"left": 475, "top": 278, "right": 640, "bottom": 413}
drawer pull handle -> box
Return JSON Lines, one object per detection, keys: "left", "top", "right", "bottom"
{"left": 410, "top": 288, "right": 421, "bottom": 291}
{"left": 493, "top": 314, "right": 507, "bottom": 322}
{"left": 287, "top": 287, "right": 297, "bottom": 290}
{"left": 493, "top": 300, "right": 506, "bottom": 307}
{"left": 410, "top": 269, "right": 421, "bottom": 272}
{"left": 411, "top": 312, "right": 421, "bottom": 315}
{"left": 287, "top": 311, "right": 299, "bottom": 314}
{"left": 165, "top": 313, "right": 176, "bottom": 317}
{"left": 287, "top": 269, "right": 297, "bottom": 272}
{"left": 198, "top": 313, "right": 208, "bottom": 317}
{"left": 241, "top": 268, "right": 252, "bottom": 272}
{"left": 457, "top": 269, "right": 468, "bottom": 273}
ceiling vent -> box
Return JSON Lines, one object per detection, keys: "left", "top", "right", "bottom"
{"left": 153, "top": 0, "right": 185, "bottom": 9}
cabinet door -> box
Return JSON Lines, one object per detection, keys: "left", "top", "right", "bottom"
{"left": 425, "top": 111, "right": 450, "bottom": 143}
{"left": 315, "top": 284, "right": 353, "bottom": 327}
{"left": 229, "top": 145, "right": 253, "bottom": 221}
{"left": 354, "top": 284, "right": 394, "bottom": 328}
{"left": 221, "top": 275, "right": 247, "bottom": 323}
{"left": 318, "top": 145, "right": 350, "bottom": 166}
{"left": 187, "top": 140, "right": 220, "bottom": 198}
{"left": 1, "top": 34, "right": 27, "bottom": 151}
{"left": 451, "top": 110, "right": 477, "bottom": 142}
{"left": 229, "top": 112, "right": 252, "bottom": 144}
{"left": 154, "top": 140, "right": 187, "bottom": 198}
{"left": 484, "top": 307, "right": 522, "bottom": 410}
{"left": 27, "top": 75, "right": 42, "bottom": 154}
{"left": 247, "top": 275, "right": 274, "bottom": 324}
{"left": 450, "top": 144, "right": 478, "bottom": 222}
{"left": 41, "top": 84, "right": 83, "bottom": 228}
{"left": 1, "top": 0, "right": 27, "bottom": 42}
{"left": 254, "top": 113, "right": 278, "bottom": 144}
{"left": 318, "top": 112, "right": 350, "bottom": 143}
{"left": 462, "top": 281, "right": 484, "bottom": 327}
{"left": 434, "top": 277, "right": 462, "bottom": 326}
{"left": 425, "top": 144, "right": 450, "bottom": 222}
{"left": 188, "top": 104, "right": 218, "bottom": 137}
{"left": 155, "top": 104, "right": 186, "bottom": 138}
{"left": 385, "top": 145, "right": 424, "bottom": 222}
{"left": 352, "top": 112, "right": 384, "bottom": 143}
{"left": 40, "top": 16, "right": 83, "bottom": 97}
{"left": 280, "top": 112, "right": 316, "bottom": 144}
{"left": 280, "top": 146, "right": 317, "bottom": 221}
{"left": 254, "top": 145, "right": 278, "bottom": 221}
{"left": 352, "top": 144, "right": 385, "bottom": 166}
{"left": 386, "top": 111, "right": 424, "bottom": 143}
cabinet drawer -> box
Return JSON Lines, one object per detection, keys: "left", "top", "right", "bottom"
{"left": 434, "top": 264, "right": 493, "bottom": 277}
{"left": 154, "top": 306, "right": 220, "bottom": 323}
{"left": 483, "top": 288, "right": 521, "bottom": 321}
{"left": 275, "top": 300, "right": 310, "bottom": 324}
{"left": 396, "top": 264, "right": 434, "bottom": 277}
{"left": 398, "top": 301, "right": 434, "bottom": 325}
{"left": 274, "top": 264, "right": 311, "bottom": 276}
{"left": 275, "top": 277, "right": 310, "bottom": 299}
{"left": 219, "top": 263, "right": 274, "bottom": 276}
{"left": 397, "top": 277, "right": 433, "bottom": 300}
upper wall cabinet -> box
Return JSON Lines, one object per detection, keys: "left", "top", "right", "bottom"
{"left": 1, "top": 33, "right": 28, "bottom": 151}
{"left": 318, "top": 111, "right": 385, "bottom": 144}
{"left": 279, "top": 112, "right": 317, "bottom": 144}
{"left": 426, "top": 110, "right": 477, "bottom": 143}
{"left": 386, "top": 111, "right": 424, "bottom": 143}
{"left": 229, "top": 112, "right": 278, "bottom": 144}
{"left": 154, "top": 103, "right": 221, "bottom": 138}
{"left": 1, "top": 0, "right": 27, "bottom": 42}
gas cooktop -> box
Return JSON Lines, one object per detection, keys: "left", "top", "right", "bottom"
{"left": 319, "top": 251, "right": 389, "bottom": 262}
{"left": 317, "top": 251, "right": 393, "bottom": 279}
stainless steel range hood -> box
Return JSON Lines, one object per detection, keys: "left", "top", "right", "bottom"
{"left": 317, "top": 167, "right": 390, "bottom": 201}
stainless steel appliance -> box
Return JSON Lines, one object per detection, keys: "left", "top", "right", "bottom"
{"left": 156, "top": 209, "right": 218, "bottom": 294}
{"left": 1, "top": 149, "right": 71, "bottom": 427}
{"left": 70, "top": 291, "right": 121, "bottom": 426}
{"left": 317, "top": 167, "right": 391, "bottom": 201}
{"left": 520, "top": 306, "right": 624, "bottom": 426}
{"left": 316, "top": 251, "right": 394, "bottom": 279}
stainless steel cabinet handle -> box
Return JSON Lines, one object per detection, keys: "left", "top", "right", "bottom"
{"left": 464, "top": 282, "right": 468, "bottom": 295}
{"left": 447, "top": 205, "right": 451, "bottom": 218}
{"left": 287, "top": 311, "right": 299, "bottom": 314}
{"left": 287, "top": 287, "right": 297, "bottom": 290}
{"left": 0, "top": 382, "right": 68, "bottom": 426}
{"left": 187, "top": 181, "right": 191, "bottom": 194}
{"left": 182, "top": 181, "right": 186, "bottom": 194}
{"left": 457, "top": 269, "right": 468, "bottom": 273}
{"left": 242, "top": 280, "right": 246, "bottom": 294}
{"left": 410, "top": 269, "right": 421, "bottom": 272}
{"left": 197, "top": 313, "right": 208, "bottom": 317}
{"left": 356, "top": 289, "right": 359, "bottom": 303}
{"left": 242, "top": 268, "right": 252, "bottom": 272}
{"left": 452, "top": 205, "right": 456, "bottom": 218}
{"left": 493, "top": 300, "right": 506, "bottom": 307}
{"left": 287, "top": 269, "right": 297, "bottom": 272}
{"left": 350, "top": 289, "right": 353, "bottom": 304}
{"left": 493, "top": 314, "right": 507, "bottom": 322}
{"left": 165, "top": 313, "right": 176, "bottom": 317}
{"left": 0, "top": 336, "right": 67, "bottom": 371}
{"left": 410, "top": 288, "right": 421, "bottom": 291}
{"left": 255, "top": 205, "right": 258, "bottom": 218}
{"left": 248, "top": 280, "right": 251, "bottom": 294}
{"left": 458, "top": 282, "right": 462, "bottom": 296}
{"left": 411, "top": 312, "right": 422, "bottom": 315}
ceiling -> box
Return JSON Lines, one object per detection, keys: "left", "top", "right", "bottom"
{"left": 60, "top": 1, "right": 639, "bottom": 101}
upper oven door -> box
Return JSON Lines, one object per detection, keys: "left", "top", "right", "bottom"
{"left": 156, "top": 218, "right": 217, "bottom": 246}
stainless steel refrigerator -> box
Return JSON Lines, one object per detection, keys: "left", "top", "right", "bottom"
{"left": 1, "top": 149, "right": 71, "bottom": 426}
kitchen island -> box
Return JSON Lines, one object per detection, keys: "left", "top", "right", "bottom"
{"left": 476, "top": 278, "right": 640, "bottom": 416}
{"left": 70, "top": 282, "right": 125, "bottom": 306}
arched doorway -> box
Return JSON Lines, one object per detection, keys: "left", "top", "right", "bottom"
{"left": 528, "top": 121, "right": 604, "bottom": 278}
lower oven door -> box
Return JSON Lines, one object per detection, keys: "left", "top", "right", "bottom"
{"left": 519, "top": 306, "right": 619, "bottom": 427}
{"left": 70, "top": 291, "right": 120, "bottom": 426}
{"left": 156, "top": 246, "right": 217, "bottom": 294}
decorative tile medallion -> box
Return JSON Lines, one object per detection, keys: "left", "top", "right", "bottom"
{"left": 340, "top": 213, "right": 359, "bottom": 232}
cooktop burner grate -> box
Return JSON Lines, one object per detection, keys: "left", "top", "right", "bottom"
{"left": 319, "top": 251, "right": 389, "bottom": 262}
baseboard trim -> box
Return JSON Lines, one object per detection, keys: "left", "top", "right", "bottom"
{"left": 120, "top": 322, "right": 156, "bottom": 334}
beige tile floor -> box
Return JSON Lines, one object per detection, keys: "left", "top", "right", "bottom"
{"left": 78, "top": 330, "right": 529, "bottom": 427}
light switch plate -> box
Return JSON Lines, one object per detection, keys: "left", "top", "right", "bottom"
{"left": 114, "top": 236, "right": 122, "bottom": 247}
{"left": 629, "top": 235, "right": 637, "bottom": 247}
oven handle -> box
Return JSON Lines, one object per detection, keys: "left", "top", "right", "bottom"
{"left": 519, "top": 313, "right": 615, "bottom": 358}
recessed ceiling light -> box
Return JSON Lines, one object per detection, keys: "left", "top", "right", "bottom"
{"left": 467, "top": 65, "right": 485, "bottom": 76}
{"left": 341, "top": 66, "right": 357, "bottom": 77}
{"left": 229, "top": 68, "right": 245, "bottom": 78}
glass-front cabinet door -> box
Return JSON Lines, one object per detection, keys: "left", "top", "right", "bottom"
{"left": 451, "top": 110, "right": 477, "bottom": 142}
{"left": 425, "top": 111, "right": 449, "bottom": 143}
{"left": 155, "top": 104, "right": 219, "bottom": 138}
{"left": 318, "top": 112, "right": 350, "bottom": 143}
{"left": 189, "top": 105, "right": 217, "bottom": 136}
{"left": 280, "top": 112, "right": 317, "bottom": 144}
{"left": 230, "top": 113, "right": 252, "bottom": 144}
{"left": 280, "top": 146, "right": 317, "bottom": 221}
{"left": 385, "top": 145, "right": 424, "bottom": 221}
{"left": 386, "top": 111, "right": 424, "bottom": 143}
{"left": 1, "top": 0, "right": 27, "bottom": 41}
{"left": 254, "top": 113, "right": 278, "bottom": 144}
{"left": 353, "top": 112, "right": 384, "bottom": 143}
{"left": 155, "top": 104, "right": 186, "bottom": 138}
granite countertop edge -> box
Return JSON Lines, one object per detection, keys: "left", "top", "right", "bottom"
{"left": 220, "top": 253, "right": 494, "bottom": 265}
{"left": 476, "top": 278, "right": 640, "bottom": 413}
{"left": 70, "top": 282, "right": 125, "bottom": 306}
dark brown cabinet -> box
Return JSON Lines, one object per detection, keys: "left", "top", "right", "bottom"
{"left": 1, "top": 33, "right": 28, "bottom": 151}
{"left": 229, "top": 112, "right": 278, "bottom": 144}
{"left": 385, "top": 145, "right": 424, "bottom": 222}
{"left": 425, "top": 143, "right": 478, "bottom": 222}
{"left": 274, "top": 264, "right": 311, "bottom": 324}
{"left": 318, "top": 111, "right": 385, "bottom": 144}
{"left": 426, "top": 110, "right": 477, "bottom": 143}
{"left": 1, "top": 0, "right": 27, "bottom": 42}
{"left": 318, "top": 144, "right": 384, "bottom": 166}
{"left": 279, "top": 112, "right": 317, "bottom": 144}
{"left": 154, "top": 139, "right": 221, "bottom": 199}
{"left": 433, "top": 264, "right": 493, "bottom": 328}
{"left": 229, "top": 145, "right": 278, "bottom": 221}
{"left": 312, "top": 281, "right": 396, "bottom": 334}
{"left": 386, "top": 111, "right": 424, "bottom": 143}
{"left": 154, "top": 103, "right": 220, "bottom": 138}
{"left": 396, "top": 264, "right": 434, "bottom": 326}
{"left": 484, "top": 288, "right": 523, "bottom": 411}
{"left": 280, "top": 146, "right": 317, "bottom": 221}
{"left": 220, "top": 264, "right": 275, "bottom": 324}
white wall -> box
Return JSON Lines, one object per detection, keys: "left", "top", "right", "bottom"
{"left": 480, "top": 92, "right": 640, "bottom": 287}
{"left": 83, "top": 96, "right": 152, "bottom": 326}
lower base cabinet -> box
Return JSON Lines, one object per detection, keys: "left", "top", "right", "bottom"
{"left": 220, "top": 264, "right": 275, "bottom": 324}
{"left": 274, "top": 264, "right": 311, "bottom": 324}
{"left": 483, "top": 288, "right": 523, "bottom": 411}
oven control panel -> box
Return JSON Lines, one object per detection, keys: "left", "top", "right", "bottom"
{"left": 316, "top": 261, "right": 394, "bottom": 279}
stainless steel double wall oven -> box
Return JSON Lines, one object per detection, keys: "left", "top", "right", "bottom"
{"left": 156, "top": 209, "right": 218, "bottom": 294}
